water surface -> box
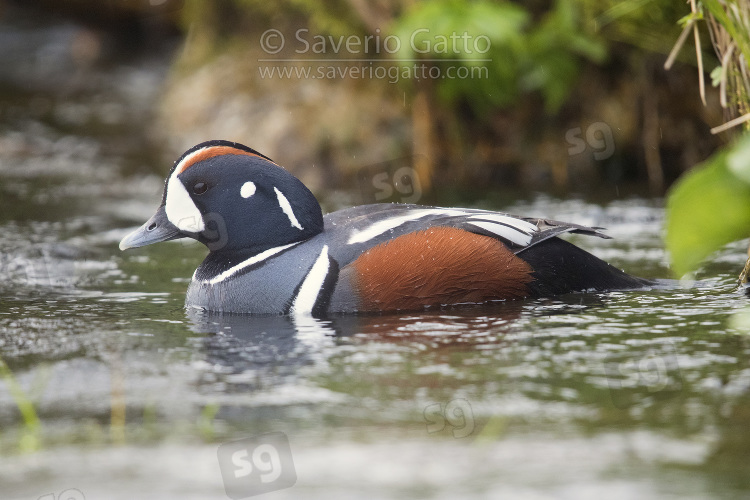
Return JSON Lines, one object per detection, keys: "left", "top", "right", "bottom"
{"left": 1, "top": 9, "right": 750, "bottom": 500}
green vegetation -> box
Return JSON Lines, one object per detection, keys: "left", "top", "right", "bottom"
{"left": 140, "top": 0, "right": 725, "bottom": 195}
{"left": 393, "top": 0, "right": 606, "bottom": 113}
{"left": 664, "top": 0, "right": 750, "bottom": 279}
{"left": 666, "top": 134, "right": 750, "bottom": 277}
{"left": 0, "top": 357, "right": 41, "bottom": 453}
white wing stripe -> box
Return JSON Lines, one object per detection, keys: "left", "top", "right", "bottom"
{"left": 205, "top": 242, "right": 301, "bottom": 285}
{"left": 467, "top": 213, "right": 537, "bottom": 233}
{"left": 347, "top": 209, "right": 468, "bottom": 245}
{"left": 467, "top": 221, "right": 533, "bottom": 246}
{"left": 291, "top": 245, "right": 330, "bottom": 316}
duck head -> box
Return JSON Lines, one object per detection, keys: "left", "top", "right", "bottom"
{"left": 119, "top": 140, "right": 324, "bottom": 254}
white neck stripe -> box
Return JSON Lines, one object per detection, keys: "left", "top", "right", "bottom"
{"left": 204, "top": 241, "right": 301, "bottom": 285}
{"left": 290, "top": 245, "right": 330, "bottom": 316}
{"left": 274, "top": 187, "right": 304, "bottom": 230}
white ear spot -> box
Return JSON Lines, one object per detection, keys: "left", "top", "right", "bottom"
{"left": 240, "top": 181, "right": 256, "bottom": 198}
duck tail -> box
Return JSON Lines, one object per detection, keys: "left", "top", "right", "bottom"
{"left": 519, "top": 237, "right": 653, "bottom": 297}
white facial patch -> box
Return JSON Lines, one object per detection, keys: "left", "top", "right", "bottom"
{"left": 240, "top": 181, "right": 256, "bottom": 198}
{"left": 165, "top": 172, "right": 205, "bottom": 233}
{"left": 274, "top": 187, "right": 304, "bottom": 230}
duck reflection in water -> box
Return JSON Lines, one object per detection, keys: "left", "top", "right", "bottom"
{"left": 183, "top": 300, "right": 551, "bottom": 379}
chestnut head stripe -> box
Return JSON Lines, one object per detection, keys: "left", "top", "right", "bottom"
{"left": 176, "top": 146, "right": 276, "bottom": 175}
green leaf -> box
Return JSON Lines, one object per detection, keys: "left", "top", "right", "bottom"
{"left": 727, "top": 133, "right": 750, "bottom": 183}
{"left": 710, "top": 66, "right": 723, "bottom": 87}
{"left": 677, "top": 9, "right": 703, "bottom": 28}
{"left": 665, "top": 134, "right": 750, "bottom": 277}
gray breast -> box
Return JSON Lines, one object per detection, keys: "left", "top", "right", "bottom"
{"left": 186, "top": 238, "right": 326, "bottom": 314}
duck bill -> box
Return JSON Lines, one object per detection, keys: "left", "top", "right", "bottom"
{"left": 119, "top": 205, "right": 184, "bottom": 250}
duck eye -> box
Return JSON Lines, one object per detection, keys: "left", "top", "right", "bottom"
{"left": 193, "top": 182, "right": 208, "bottom": 195}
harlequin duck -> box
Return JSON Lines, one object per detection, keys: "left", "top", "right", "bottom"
{"left": 120, "top": 140, "right": 652, "bottom": 315}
